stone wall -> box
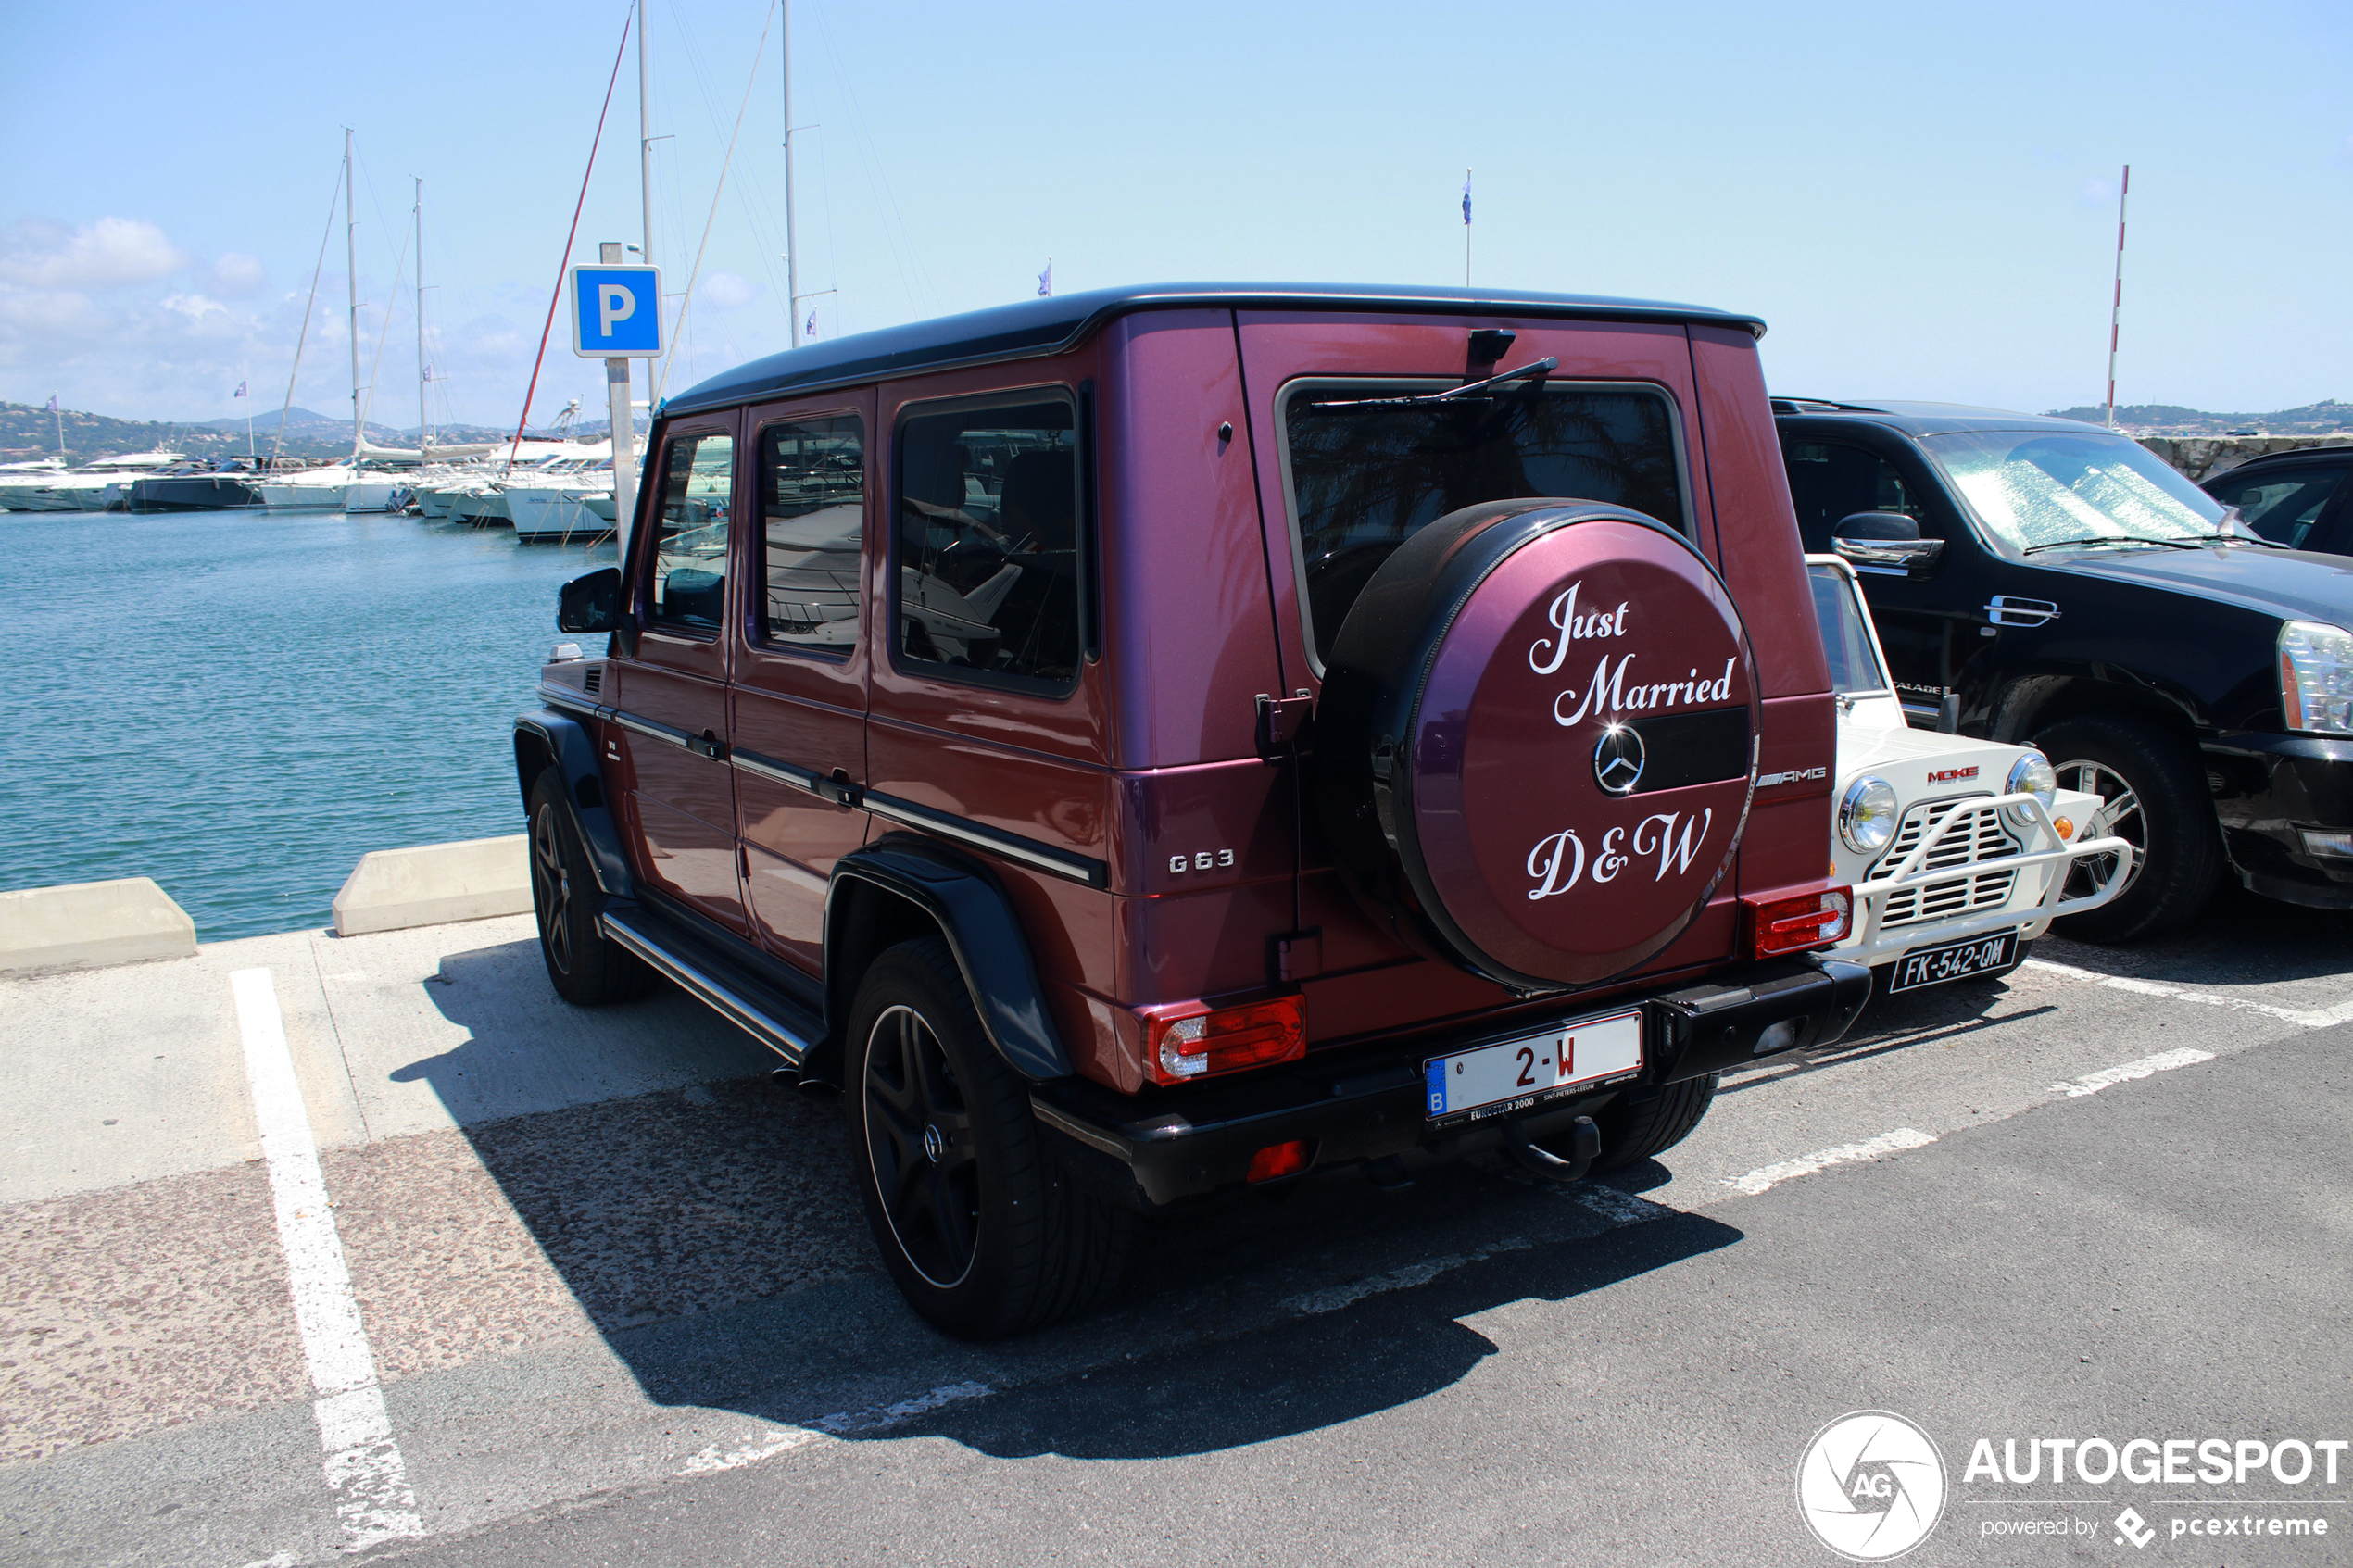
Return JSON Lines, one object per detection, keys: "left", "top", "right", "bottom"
{"left": 2138, "top": 433, "right": 2353, "bottom": 483}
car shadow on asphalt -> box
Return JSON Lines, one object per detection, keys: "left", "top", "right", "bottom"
{"left": 2038, "top": 882, "right": 2353, "bottom": 988}
{"left": 398, "top": 953, "right": 1743, "bottom": 1457}
{"left": 894, "top": 1202, "right": 1745, "bottom": 1461}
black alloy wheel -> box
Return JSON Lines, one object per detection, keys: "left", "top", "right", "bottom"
{"left": 862, "top": 1002, "right": 981, "bottom": 1289}
{"left": 524, "top": 771, "right": 652, "bottom": 1006}
{"left": 844, "top": 938, "right": 1130, "bottom": 1338}
{"left": 2033, "top": 716, "right": 2221, "bottom": 944}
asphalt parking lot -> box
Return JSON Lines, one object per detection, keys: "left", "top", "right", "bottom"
{"left": 4, "top": 883, "right": 2349, "bottom": 1567}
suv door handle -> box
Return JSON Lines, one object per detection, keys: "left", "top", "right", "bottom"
{"left": 1985, "top": 596, "right": 2060, "bottom": 627}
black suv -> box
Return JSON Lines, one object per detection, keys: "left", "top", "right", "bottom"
{"left": 1775, "top": 400, "right": 2353, "bottom": 939}
{"left": 2202, "top": 447, "right": 2353, "bottom": 556}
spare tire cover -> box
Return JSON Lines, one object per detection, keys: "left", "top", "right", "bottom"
{"left": 1316, "top": 500, "right": 1757, "bottom": 991}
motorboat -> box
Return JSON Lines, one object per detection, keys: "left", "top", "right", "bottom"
{"left": 0, "top": 450, "right": 186, "bottom": 511}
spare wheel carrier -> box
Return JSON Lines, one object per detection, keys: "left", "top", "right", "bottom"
{"left": 1315, "top": 500, "right": 1760, "bottom": 992}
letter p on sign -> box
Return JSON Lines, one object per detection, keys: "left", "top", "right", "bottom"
{"left": 598, "top": 284, "right": 635, "bottom": 335}
{"left": 572, "top": 264, "right": 663, "bottom": 358}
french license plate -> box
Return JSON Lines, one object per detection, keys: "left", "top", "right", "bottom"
{"left": 1887, "top": 929, "right": 2019, "bottom": 993}
{"left": 1424, "top": 1010, "right": 1643, "bottom": 1125}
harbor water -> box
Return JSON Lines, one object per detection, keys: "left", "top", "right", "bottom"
{"left": 0, "top": 508, "right": 616, "bottom": 940}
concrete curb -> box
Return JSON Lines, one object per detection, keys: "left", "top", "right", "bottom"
{"left": 332, "top": 835, "right": 532, "bottom": 937}
{"left": 0, "top": 877, "right": 197, "bottom": 977}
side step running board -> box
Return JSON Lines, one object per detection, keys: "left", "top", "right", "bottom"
{"left": 599, "top": 906, "right": 822, "bottom": 1069}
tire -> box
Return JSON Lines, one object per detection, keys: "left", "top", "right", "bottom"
{"left": 2032, "top": 717, "right": 2221, "bottom": 943}
{"left": 1593, "top": 1073, "right": 1718, "bottom": 1170}
{"left": 526, "top": 771, "right": 653, "bottom": 1006}
{"left": 844, "top": 937, "right": 1129, "bottom": 1339}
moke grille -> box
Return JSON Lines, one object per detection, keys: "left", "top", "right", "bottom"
{"left": 1866, "top": 796, "right": 2020, "bottom": 929}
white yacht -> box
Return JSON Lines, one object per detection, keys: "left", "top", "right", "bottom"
{"left": 0, "top": 451, "right": 186, "bottom": 511}
{"left": 508, "top": 458, "right": 618, "bottom": 543}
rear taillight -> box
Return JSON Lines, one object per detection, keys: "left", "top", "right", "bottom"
{"left": 1143, "top": 996, "right": 1306, "bottom": 1085}
{"left": 1745, "top": 886, "right": 1851, "bottom": 959}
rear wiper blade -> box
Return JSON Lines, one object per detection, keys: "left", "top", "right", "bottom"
{"left": 1317, "top": 357, "right": 1559, "bottom": 408}
{"left": 2021, "top": 534, "right": 2204, "bottom": 555}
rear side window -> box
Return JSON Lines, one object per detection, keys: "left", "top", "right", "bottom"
{"left": 755, "top": 415, "right": 864, "bottom": 654}
{"left": 1783, "top": 441, "right": 1928, "bottom": 553}
{"left": 2206, "top": 464, "right": 2344, "bottom": 548}
{"left": 1280, "top": 382, "right": 1687, "bottom": 667}
{"left": 648, "top": 430, "right": 734, "bottom": 633}
{"left": 893, "top": 395, "right": 1082, "bottom": 692}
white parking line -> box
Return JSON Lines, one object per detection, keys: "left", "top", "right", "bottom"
{"left": 2023, "top": 959, "right": 2353, "bottom": 1030}
{"left": 673, "top": 1381, "right": 994, "bottom": 1477}
{"left": 2049, "top": 1047, "right": 2215, "bottom": 1098}
{"left": 231, "top": 968, "right": 424, "bottom": 1552}
{"left": 1726, "top": 1128, "right": 1937, "bottom": 1197}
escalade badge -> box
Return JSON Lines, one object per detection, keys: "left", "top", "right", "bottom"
{"left": 1592, "top": 722, "right": 1645, "bottom": 797}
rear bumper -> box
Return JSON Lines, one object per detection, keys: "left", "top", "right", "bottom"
{"left": 1030, "top": 953, "right": 1871, "bottom": 1209}
{"left": 2205, "top": 732, "right": 2353, "bottom": 909}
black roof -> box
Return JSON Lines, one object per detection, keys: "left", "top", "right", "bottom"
{"left": 662, "top": 282, "right": 1768, "bottom": 417}
{"left": 1771, "top": 398, "right": 2114, "bottom": 436}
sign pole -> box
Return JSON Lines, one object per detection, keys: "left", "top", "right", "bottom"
{"left": 598, "top": 241, "right": 639, "bottom": 557}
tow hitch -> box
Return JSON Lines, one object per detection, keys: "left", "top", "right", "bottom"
{"left": 1503, "top": 1115, "right": 1601, "bottom": 1184}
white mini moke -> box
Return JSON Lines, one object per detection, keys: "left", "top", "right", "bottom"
{"left": 1808, "top": 555, "right": 2134, "bottom": 994}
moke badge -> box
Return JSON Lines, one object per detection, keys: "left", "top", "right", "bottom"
{"left": 1592, "top": 722, "right": 1645, "bottom": 797}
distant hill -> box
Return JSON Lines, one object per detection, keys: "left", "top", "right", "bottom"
{"left": 0, "top": 402, "right": 567, "bottom": 466}
{"left": 196, "top": 406, "right": 344, "bottom": 433}
{"left": 2043, "top": 400, "right": 2353, "bottom": 435}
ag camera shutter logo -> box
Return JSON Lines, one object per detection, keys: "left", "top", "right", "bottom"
{"left": 1796, "top": 1411, "right": 1947, "bottom": 1560}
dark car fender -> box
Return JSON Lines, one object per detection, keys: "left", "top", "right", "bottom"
{"left": 512, "top": 711, "right": 633, "bottom": 899}
{"left": 822, "top": 833, "right": 1071, "bottom": 1085}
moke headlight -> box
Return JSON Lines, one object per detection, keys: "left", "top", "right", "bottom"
{"left": 2005, "top": 749, "right": 2057, "bottom": 827}
{"left": 1838, "top": 776, "right": 1900, "bottom": 855}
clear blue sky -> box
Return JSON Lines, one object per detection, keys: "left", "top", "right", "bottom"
{"left": 3, "top": 0, "right": 2347, "bottom": 431}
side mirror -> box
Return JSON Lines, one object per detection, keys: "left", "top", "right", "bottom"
{"left": 1833, "top": 511, "right": 1944, "bottom": 572}
{"left": 558, "top": 567, "right": 621, "bottom": 633}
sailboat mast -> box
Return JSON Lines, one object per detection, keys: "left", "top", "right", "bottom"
{"left": 415, "top": 177, "right": 428, "bottom": 453}
{"left": 345, "top": 129, "right": 361, "bottom": 461}
{"left": 782, "top": 0, "right": 799, "bottom": 348}
{"left": 638, "top": 0, "right": 655, "bottom": 271}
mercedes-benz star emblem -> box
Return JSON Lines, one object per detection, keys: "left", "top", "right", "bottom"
{"left": 1592, "top": 723, "right": 1645, "bottom": 796}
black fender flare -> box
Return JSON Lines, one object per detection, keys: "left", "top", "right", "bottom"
{"left": 512, "top": 711, "right": 633, "bottom": 899}
{"left": 823, "top": 833, "right": 1071, "bottom": 1083}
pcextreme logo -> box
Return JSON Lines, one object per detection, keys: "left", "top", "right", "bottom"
{"left": 1797, "top": 1411, "right": 1949, "bottom": 1561}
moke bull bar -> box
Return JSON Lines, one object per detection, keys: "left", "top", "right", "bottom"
{"left": 1843, "top": 791, "right": 2134, "bottom": 966}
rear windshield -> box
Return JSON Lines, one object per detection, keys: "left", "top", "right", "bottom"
{"left": 1807, "top": 563, "right": 1889, "bottom": 696}
{"left": 1280, "top": 382, "right": 1686, "bottom": 666}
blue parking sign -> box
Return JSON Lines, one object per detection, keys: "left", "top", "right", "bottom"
{"left": 571, "top": 265, "right": 663, "bottom": 358}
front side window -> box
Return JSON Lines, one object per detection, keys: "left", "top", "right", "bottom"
{"left": 755, "top": 416, "right": 864, "bottom": 653}
{"left": 2206, "top": 464, "right": 2345, "bottom": 549}
{"left": 894, "top": 395, "right": 1082, "bottom": 691}
{"left": 648, "top": 430, "right": 734, "bottom": 632}
{"left": 1784, "top": 440, "right": 1929, "bottom": 553}
{"left": 1919, "top": 430, "right": 2223, "bottom": 555}
{"left": 1807, "top": 563, "right": 1890, "bottom": 696}
{"left": 1280, "top": 382, "right": 1687, "bottom": 667}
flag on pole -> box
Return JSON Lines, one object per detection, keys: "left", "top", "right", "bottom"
{"left": 1463, "top": 170, "right": 1472, "bottom": 226}
{"left": 233, "top": 381, "right": 248, "bottom": 399}
{"left": 45, "top": 394, "right": 58, "bottom": 412}
{"left": 1038, "top": 259, "right": 1052, "bottom": 298}
{"left": 805, "top": 311, "right": 817, "bottom": 339}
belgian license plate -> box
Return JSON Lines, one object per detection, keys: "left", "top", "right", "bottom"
{"left": 1887, "top": 929, "right": 2020, "bottom": 993}
{"left": 1424, "top": 1009, "right": 1643, "bottom": 1125}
